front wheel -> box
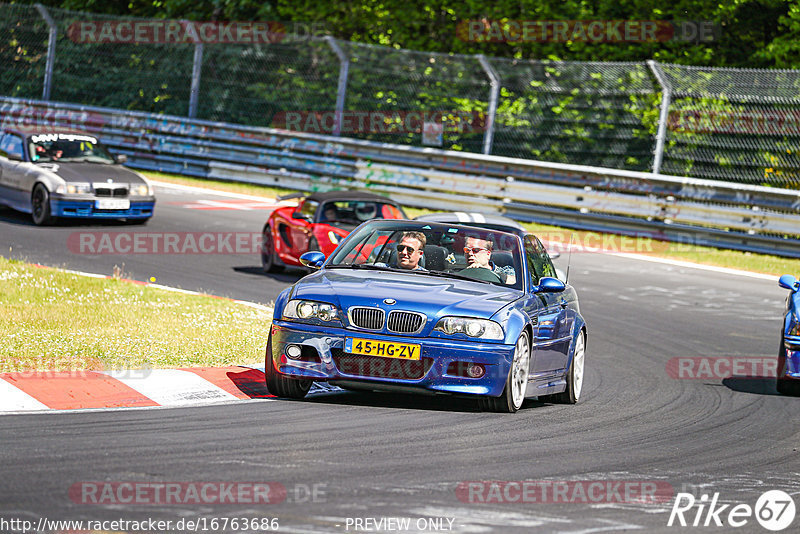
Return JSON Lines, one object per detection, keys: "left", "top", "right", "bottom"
{"left": 543, "top": 330, "right": 585, "bottom": 404}
{"left": 776, "top": 340, "right": 799, "bottom": 395}
{"left": 479, "top": 330, "right": 531, "bottom": 413}
{"left": 264, "top": 337, "right": 312, "bottom": 399}
{"left": 261, "top": 226, "right": 284, "bottom": 273}
{"left": 31, "top": 184, "right": 54, "bottom": 226}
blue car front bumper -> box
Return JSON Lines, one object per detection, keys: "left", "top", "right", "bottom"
{"left": 51, "top": 199, "right": 155, "bottom": 219}
{"left": 268, "top": 321, "right": 516, "bottom": 397}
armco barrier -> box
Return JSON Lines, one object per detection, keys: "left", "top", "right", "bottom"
{"left": 2, "top": 95, "right": 800, "bottom": 257}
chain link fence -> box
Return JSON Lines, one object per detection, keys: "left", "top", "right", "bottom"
{"left": 656, "top": 63, "right": 800, "bottom": 186}
{"left": 2, "top": 3, "right": 800, "bottom": 186}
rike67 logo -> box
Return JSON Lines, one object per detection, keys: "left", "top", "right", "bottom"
{"left": 668, "top": 490, "right": 796, "bottom": 531}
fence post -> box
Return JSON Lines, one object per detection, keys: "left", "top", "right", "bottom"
{"left": 188, "top": 43, "right": 204, "bottom": 118}
{"left": 34, "top": 3, "right": 57, "bottom": 101}
{"left": 477, "top": 55, "right": 499, "bottom": 155}
{"left": 647, "top": 60, "right": 671, "bottom": 175}
{"left": 325, "top": 36, "right": 349, "bottom": 137}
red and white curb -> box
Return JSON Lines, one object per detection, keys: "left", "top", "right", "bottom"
{"left": 2, "top": 262, "right": 281, "bottom": 414}
{"left": 0, "top": 365, "right": 341, "bottom": 414}
{"left": 0, "top": 366, "right": 270, "bottom": 413}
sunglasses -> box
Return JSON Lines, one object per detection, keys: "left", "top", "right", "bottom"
{"left": 397, "top": 245, "right": 418, "bottom": 254}
{"left": 464, "top": 246, "right": 489, "bottom": 254}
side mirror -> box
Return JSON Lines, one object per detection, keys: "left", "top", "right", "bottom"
{"left": 533, "top": 276, "right": 566, "bottom": 294}
{"left": 548, "top": 251, "right": 561, "bottom": 260}
{"left": 779, "top": 274, "right": 799, "bottom": 292}
{"left": 114, "top": 154, "right": 128, "bottom": 164}
{"left": 300, "top": 251, "right": 326, "bottom": 270}
{"left": 292, "top": 211, "right": 311, "bottom": 221}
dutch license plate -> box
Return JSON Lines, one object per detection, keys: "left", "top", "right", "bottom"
{"left": 95, "top": 198, "right": 130, "bottom": 210}
{"left": 345, "top": 337, "right": 421, "bottom": 360}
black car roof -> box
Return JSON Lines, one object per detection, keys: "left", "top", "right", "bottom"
{"left": 304, "top": 190, "right": 400, "bottom": 205}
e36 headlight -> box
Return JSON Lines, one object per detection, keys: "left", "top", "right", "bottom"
{"left": 283, "top": 299, "right": 340, "bottom": 323}
{"left": 434, "top": 317, "right": 504, "bottom": 340}
{"left": 131, "top": 184, "right": 151, "bottom": 196}
{"left": 57, "top": 183, "right": 92, "bottom": 194}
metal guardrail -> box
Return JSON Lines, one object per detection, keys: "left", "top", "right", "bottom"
{"left": 2, "top": 95, "right": 800, "bottom": 257}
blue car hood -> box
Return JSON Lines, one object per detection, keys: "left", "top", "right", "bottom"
{"left": 292, "top": 269, "right": 521, "bottom": 320}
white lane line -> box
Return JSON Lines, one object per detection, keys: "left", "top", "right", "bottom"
{"left": 101, "top": 369, "right": 238, "bottom": 406}
{"left": 33, "top": 263, "right": 272, "bottom": 312}
{"left": 606, "top": 253, "right": 777, "bottom": 281}
{"left": 150, "top": 180, "right": 281, "bottom": 202}
{"left": 0, "top": 379, "right": 50, "bottom": 412}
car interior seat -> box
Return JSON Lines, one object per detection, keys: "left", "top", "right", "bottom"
{"left": 422, "top": 245, "right": 446, "bottom": 271}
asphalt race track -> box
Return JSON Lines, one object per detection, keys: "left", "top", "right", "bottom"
{"left": 1, "top": 182, "right": 799, "bottom": 533}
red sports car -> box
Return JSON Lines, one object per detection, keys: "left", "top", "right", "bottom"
{"left": 261, "top": 190, "right": 407, "bottom": 272}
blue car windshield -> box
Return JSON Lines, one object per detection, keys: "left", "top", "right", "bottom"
{"left": 327, "top": 220, "right": 524, "bottom": 289}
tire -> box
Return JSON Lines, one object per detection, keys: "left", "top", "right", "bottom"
{"left": 544, "top": 330, "right": 586, "bottom": 404}
{"left": 776, "top": 340, "right": 799, "bottom": 396}
{"left": 31, "top": 184, "right": 54, "bottom": 226}
{"left": 776, "top": 378, "right": 799, "bottom": 395}
{"left": 479, "top": 330, "right": 531, "bottom": 413}
{"left": 264, "top": 336, "right": 312, "bottom": 399}
{"left": 261, "top": 226, "right": 284, "bottom": 273}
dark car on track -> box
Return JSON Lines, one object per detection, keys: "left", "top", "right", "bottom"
{"left": 778, "top": 274, "right": 800, "bottom": 395}
{"left": 0, "top": 127, "right": 155, "bottom": 225}
{"left": 261, "top": 190, "right": 407, "bottom": 272}
{"left": 265, "top": 219, "right": 586, "bottom": 412}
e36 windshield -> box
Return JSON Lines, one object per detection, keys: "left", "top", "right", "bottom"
{"left": 29, "top": 133, "right": 115, "bottom": 164}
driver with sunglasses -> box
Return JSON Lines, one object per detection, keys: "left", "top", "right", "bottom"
{"left": 376, "top": 231, "right": 427, "bottom": 271}
{"left": 462, "top": 236, "right": 515, "bottom": 284}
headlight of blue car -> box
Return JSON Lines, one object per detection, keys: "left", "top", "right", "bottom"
{"left": 283, "top": 299, "right": 341, "bottom": 324}
{"left": 434, "top": 317, "right": 504, "bottom": 340}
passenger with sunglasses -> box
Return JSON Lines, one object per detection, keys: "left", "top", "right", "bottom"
{"left": 462, "top": 236, "right": 515, "bottom": 284}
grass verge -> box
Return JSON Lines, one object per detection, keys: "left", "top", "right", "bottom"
{"left": 144, "top": 170, "right": 800, "bottom": 277}
{"left": 0, "top": 257, "right": 271, "bottom": 372}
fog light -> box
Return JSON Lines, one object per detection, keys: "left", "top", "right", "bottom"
{"left": 466, "top": 364, "right": 485, "bottom": 378}
{"left": 285, "top": 344, "right": 302, "bottom": 360}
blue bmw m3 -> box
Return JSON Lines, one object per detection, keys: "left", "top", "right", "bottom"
{"left": 778, "top": 274, "right": 800, "bottom": 395}
{"left": 265, "top": 219, "right": 587, "bottom": 412}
